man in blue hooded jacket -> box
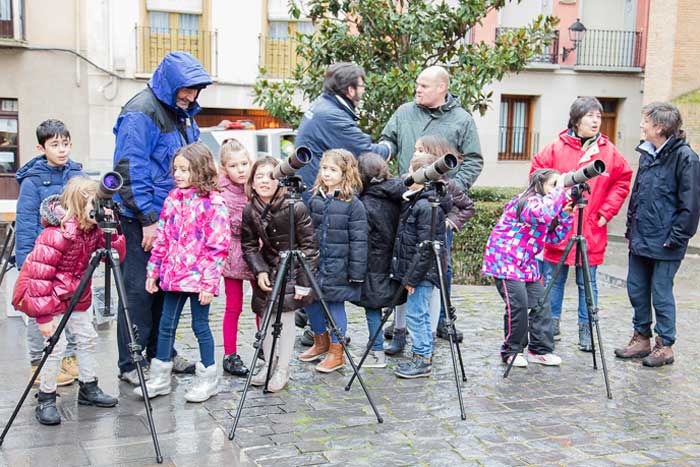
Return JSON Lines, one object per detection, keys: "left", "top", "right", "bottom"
{"left": 113, "top": 51, "right": 212, "bottom": 384}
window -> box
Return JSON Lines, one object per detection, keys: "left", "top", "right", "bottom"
{"left": 0, "top": 99, "right": 19, "bottom": 173}
{"left": 0, "top": 0, "right": 12, "bottom": 38}
{"left": 498, "top": 95, "right": 537, "bottom": 161}
{"left": 262, "top": 21, "right": 313, "bottom": 78}
{"left": 139, "top": 7, "right": 214, "bottom": 74}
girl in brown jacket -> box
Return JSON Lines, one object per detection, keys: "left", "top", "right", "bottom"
{"left": 241, "top": 156, "right": 318, "bottom": 392}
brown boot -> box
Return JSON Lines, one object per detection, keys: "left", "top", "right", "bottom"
{"left": 614, "top": 331, "right": 651, "bottom": 359}
{"left": 315, "top": 343, "right": 345, "bottom": 373}
{"left": 298, "top": 332, "right": 330, "bottom": 362}
{"left": 642, "top": 337, "right": 674, "bottom": 367}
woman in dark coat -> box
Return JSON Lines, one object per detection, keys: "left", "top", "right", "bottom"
{"left": 241, "top": 156, "right": 318, "bottom": 392}
{"left": 353, "top": 152, "right": 406, "bottom": 367}
{"left": 299, "top": 149, "right": 368, "bottom": 374}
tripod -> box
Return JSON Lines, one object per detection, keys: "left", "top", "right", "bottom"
{"left": 228, "top": 177, "right": 383, "bottom": 441}
{"left": 502, "top": 183, "right": 613, "bottom": 400}
{"left": 344, "top": 181, "right": 468, "bottom": 420}
{"left": 0, "top": 209, "right": 164, "bottom": 463}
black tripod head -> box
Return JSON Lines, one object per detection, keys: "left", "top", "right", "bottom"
{"left": 570, "top": 182, "right": 591, "bottom": 207}
{"left": 277, "top": 175, "right": 306, "bottom": 197}
{"left": 90, "top": 172, "right": 125, "bottom": 232}
{"left": 424, "top": 179, "right": 449, "bottom": 203}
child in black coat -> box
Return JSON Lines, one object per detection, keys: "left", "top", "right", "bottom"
{"left": 391, "top": 152, "right": 451, "bottom": 378}
{"left": 354, "top": 153, "right": 406, "bottom": 368}
{"left": 299, "top": 149, "right": 368, "bottom": 374}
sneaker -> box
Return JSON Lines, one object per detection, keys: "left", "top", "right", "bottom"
{"left": 362, "top": 350, "right": 387, "bottom": 369}
{"left": 526, "top": 351, "right": 562, "bottom": 366}
{"left": 394, "top": 356, "right": 432, "bottom": 379}
{"left": 118, "top": 368, "right": 149, "bottom": 386}
{"left": 503, "top": 353, "right": 528, "bottom": 368}
{"left": 222, "top": 353, "right": 249, "bottom": 377}
{"left": 172, "top": 355, "right": 196, "bottom": 374}
{"left": 61, "top": 356, "right": 79, "bottom": 378}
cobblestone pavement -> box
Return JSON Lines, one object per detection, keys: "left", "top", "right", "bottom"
{"left": 1, "top": 278, "right": 700, "bottom": 466}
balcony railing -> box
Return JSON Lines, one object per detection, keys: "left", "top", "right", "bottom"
{"left": 498, "top": 127, "right": 540, "bottom": 161}
{"left": 259, "top": 35, "right": 303, "bottom": 79}
{"left": 135, "top": 26, "right": 217, "bottom": 75}
{"left": 495, "top": 28, "right": 559, "bottom": 65}
{"left": 575, "top": 29, "right": 642, "bottom": 69}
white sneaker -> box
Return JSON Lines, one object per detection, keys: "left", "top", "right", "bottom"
{"left": 119, "top": 368, "right": 149, "bottom": 386}
{"left": 527, "top": 351, "right": 562, "bottom": 366}
{"left": 133, "top": 359, "right": 172, "bottom": 398}
{"left": 362, "top": 350, "right": 387, "bottom": 369}
{"left": 184, "top": 362, "right": 219, "bottom": 403}
{"left": 505, "top": 353, "right": 528, "bottom": 368}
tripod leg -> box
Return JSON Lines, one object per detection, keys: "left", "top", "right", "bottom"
{"left": 576, "top": 238, "right": 597, "bottom": 368}
{"left": 0, "top": 225, "right": 15, "bottom": 288}
{"left": 432, "top": 242, "right": 466, "bottom": 420}
{"left": 108, "top": 252, "right": 164, "bottom": 463}
{"left": 263, "top": 273, "right": 289, "bottom": 394}
{"left": 578, "top": 241, "right": 613, "bottom": 399}
{"left": 297, "top": 255, "right": 383, "bottom": 423}
{"left": 0, "top": 251, "right": 102, "bottom": 447}
{"left": 229, "top": 253, "right": 293, "bottom": 440}
{"left": 345, "top": 305, "right": 394, "bottom": 391}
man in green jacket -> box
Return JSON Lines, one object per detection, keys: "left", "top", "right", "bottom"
{"left": 380, "top": 65, "right": 482, "bottom": 344}
{"left": 380, "top": 65, "right": 483, "bottom": 191}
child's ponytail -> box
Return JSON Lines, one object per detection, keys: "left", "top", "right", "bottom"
{"left": 516, "top": 168, "right": 560, "bottom": 218}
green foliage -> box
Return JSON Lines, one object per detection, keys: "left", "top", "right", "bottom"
{"left": 256, "top": 0, "right": 558, "bottom": 135}
{"left": 452, "top": 186, "right": 520, "bottom": 285}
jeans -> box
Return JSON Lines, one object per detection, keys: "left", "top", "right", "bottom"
{"left": 543, "top": 261, "right": 598, "bottom": 324}
{"left": 40, "top": 312, "right": 98, "bottom": 393}
{"left": 406, "top": 281, "right": 434, "bottom": 359}
{"left": 306, "top": 300, "right": 347, "bottom": 343}
{"left": 117, "top": 217, "right": 169, "bottom": 373}
{"left": 156, "top": 292, "right": 215, "bottom": 367}
{"left": 28, "top": 317, "right": 77, "bottom": 363}
{"left": 495, "top": 279, "right": 553, "bottom": 358}
{"left": 364, "top": 308, "right": 383, "bottom": 351}
{"left": 627, "top": 253, "right": 681, "bottom": 346}
{"left": 438, "top": 228, "right": 454, "bottom": 325}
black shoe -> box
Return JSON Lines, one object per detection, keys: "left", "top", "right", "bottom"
{"left": 394, "top": 356, "right": 432, "bottom": 379}
{"left": 171, "top": 355, "right": 196, "bottom": 374}
{"left": 300, "top": 326, "right": 314, "bottom": 347}
{"left": 384, "top": 322, "right": 395, "bottom": 340}
{"left": 35, "top": 391, "right": 61, "bottom": 425}
{"left": 295, "top": 309, "right": 308, "bottom": 329}
{"left": 223, "top": 353, "right": 249, "bottom": 376}
{"left": 436, "top": 321, "right": 464, "bottom": 343}
{"left": 384, "top": 328, "right": 406, "bottom": 356}
{"left": 578, "top": 323, "right": 593, "bottom": 352}
{"left": 78, "top": 379, "right": 118, "bottom": 408}
{"left": 552, "top": 318, "right": 561, "bottom": 342}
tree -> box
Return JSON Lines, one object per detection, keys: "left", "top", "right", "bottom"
{"left": 254, "top": 0, "right": 558, "bottom": 139}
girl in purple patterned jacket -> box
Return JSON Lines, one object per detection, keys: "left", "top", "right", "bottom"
{"left": 482, "top": 169, "right": 573, "bottom": 368}
{"left": 136, "top": 143, "right": 230, "bottom": 403}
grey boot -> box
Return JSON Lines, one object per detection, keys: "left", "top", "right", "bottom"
{"left": 384, "top": 328, "right": 406, "bottom": 356}
{"left": 578, "top": 322, "right": 593, "bottom": 352}
{"left": 552, "top": 318, "right": 561, "bottom": 341}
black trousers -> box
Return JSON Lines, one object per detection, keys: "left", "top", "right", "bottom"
{"left": 495, "top": 279, "right": 554, "bottom": 358}
{"left": 116, "top": 217, "right": 167, "bottom": 373}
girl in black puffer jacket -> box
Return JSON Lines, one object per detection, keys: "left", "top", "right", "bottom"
{"left": 299, "top": 149, "right": 368, "bottom": 374}
{"left": 353, "top": 153, "right": 406, "bottom": 368}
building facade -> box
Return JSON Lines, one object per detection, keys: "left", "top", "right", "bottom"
{"left": 0, "top": 0, "right": 653, "bottom": 198}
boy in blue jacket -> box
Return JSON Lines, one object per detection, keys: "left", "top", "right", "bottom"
{"left": 15, "top": 119, "right": 84, "bottom": 385}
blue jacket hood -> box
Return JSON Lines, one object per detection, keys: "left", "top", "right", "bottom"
{"left": 16, "top": 155, "right": 83, "bottom": 185}
{"left": 148, "top": 51, "right": 212, "bottom": 116}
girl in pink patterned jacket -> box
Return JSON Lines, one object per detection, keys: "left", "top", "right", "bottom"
{"left": 217, "top": 138, "right": 255, "bottom": 377}
{"left": 482, "top": 169, "right": 573, "bottom": 369}
{"left": 137, "top": 143, "right": 230, "bottom": 404}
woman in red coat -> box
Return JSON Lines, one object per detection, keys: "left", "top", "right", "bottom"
{"left": 530, "top": 97, "right": 632, "bottom": 351}
{"left": 12, "top": 177, "right": 126, "bottom": 426}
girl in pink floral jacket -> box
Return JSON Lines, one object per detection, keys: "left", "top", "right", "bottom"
{"left": 217, "top": 138, "right": 255, "bottom": 377}
{"left": 482, "top": 169, "right": 573, "bottom": 368}
{"left": 138, "top": 143, "right": 230, "bottom": 404}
